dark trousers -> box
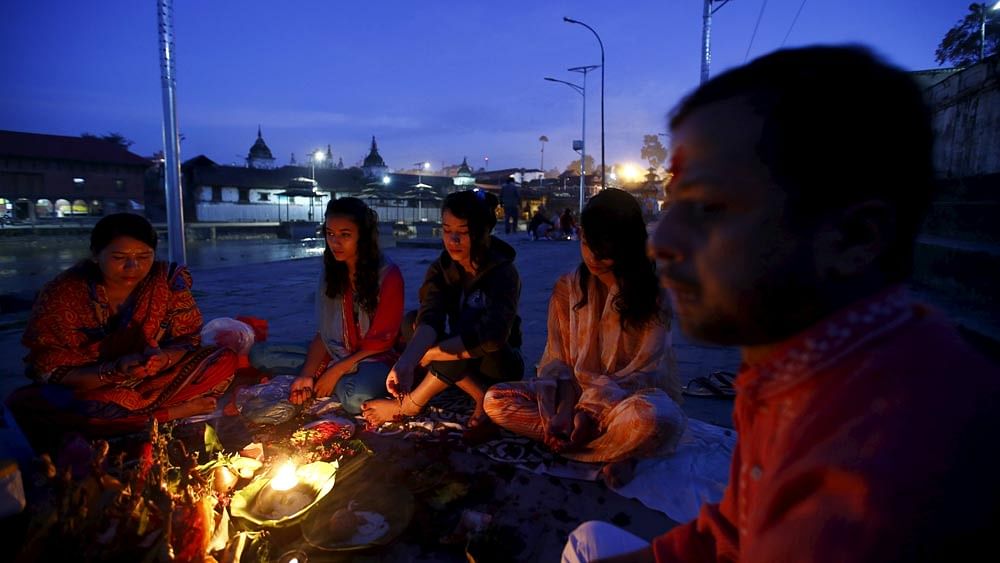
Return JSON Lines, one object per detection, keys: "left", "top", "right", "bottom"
{"left": 401, "top": 310, "right": 524, "bottom": 385}
{"left": 504, "top": 207, "right": 519, "bottom": 234}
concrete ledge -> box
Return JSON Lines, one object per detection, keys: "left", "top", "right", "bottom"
{"left": 395, "top": 238, "right": 442, "bottom": 249}
{"left": 913, "top": 236, "right": 1000, "bottom": 304}
{"left": 911, "top": 283, "right": 1000, "bottom": 363}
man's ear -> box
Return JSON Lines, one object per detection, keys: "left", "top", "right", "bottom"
{"left": 814, "top": 200, "right": 895, "bottom": 278}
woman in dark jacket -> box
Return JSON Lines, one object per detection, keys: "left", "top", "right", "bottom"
{"left": 362, "top": 190, "right": 524, "bottom": 432}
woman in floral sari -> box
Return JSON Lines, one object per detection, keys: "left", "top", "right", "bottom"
{"left": 7, "top": 213, "right": 236, "bottom": 448}
{"left": 483, "top": 189, "right": 686, "bottom": 486}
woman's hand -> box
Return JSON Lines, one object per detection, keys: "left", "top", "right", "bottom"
{"left": 116, "top": 353, "right": 157, "bottom": 379}
{"left": 289, "top": 375, "right": 315, "bottom": 405}
{"left": 142, "top": 346, "right": 171, "bottom": 374}
{"left": 418, "top": 346, "right": 442, "bottom": 368}
{"left": 314, "top": 362, "right": 351, "bottom": 398}
{"left": 543, "top": 409, "right": 573, "bottom": 452}
{"left": 386, "top": 359, "right": 415, "bottom": 398}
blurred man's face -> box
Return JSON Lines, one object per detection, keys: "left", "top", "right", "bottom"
{"left": 651, "top": 98, "right": 821, "bottom": 346}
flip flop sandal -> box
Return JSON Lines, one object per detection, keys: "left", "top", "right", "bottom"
{"left": 683, "top": 376, "right": 736, "bottom": 399}
{"left": 708, "top": 371, "right": 737, "bottom": 391}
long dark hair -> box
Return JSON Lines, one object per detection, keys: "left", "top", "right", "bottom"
{"left": 323, "top": 197, "right": 381, "bottom": 314}
{"left": 442, "top": 189, "right": 499, "bottom": 268}
{"left": 576, "top": 189, "right": 662, "bottom": 330}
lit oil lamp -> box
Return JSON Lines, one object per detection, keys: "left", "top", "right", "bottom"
{"left": 231, "top": 460, "right": 337, "bottom": 528}
{"left": 254, "top": 462, "right": 313, "bottom": 520}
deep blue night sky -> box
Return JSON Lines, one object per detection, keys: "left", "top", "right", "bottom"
{"left": 0, "top": 1, "right": 973, "bottom": 172}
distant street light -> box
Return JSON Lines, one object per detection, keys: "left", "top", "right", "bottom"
{"left": 414, "top": 161, "right": 431, "bottom": 184}
{"left": 545, "top": 64, "right": 599, "bottom": 215}
{"left": 311, "top": 149, "right": 325, "bottom": 181}
{"left": 981, "top": 2, "right": 1000, "bottom": 61}
{"left": 382, "top": 175, "right": 391, "bottom": 185}
{"left": 564, "top": 17, "right": 605, "bottom": 189}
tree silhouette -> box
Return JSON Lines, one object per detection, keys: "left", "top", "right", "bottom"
{"left": 936, "top": 3, "right": 999, "bottom": 67}
{"left": 539, "top": 135, "right": 549, "bottom": 170}
{"left": 81, "top": 132, "right": 135, "bottom": 149}
{"left": 641, "top": 134, "right": 668, "bottom": 170}
{"left": 565, "top": 155, "right": 595, "bottom": 175}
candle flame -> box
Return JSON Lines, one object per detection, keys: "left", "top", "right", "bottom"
{"left": 270, "top": 462, "right": 299, "bottom": 491}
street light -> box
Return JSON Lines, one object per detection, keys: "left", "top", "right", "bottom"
{"left": 545, "top": 64, "right": 599, "bottom": 216}
{"left": 981, "top": 2, "right": 1000, "bottom": 61}
{"left": 311, "top": 149, "right": 325, "bottom": 181}
{"left": 414, "top": 161, "right": 431, "bottom": 184}
{"left": 564, "top": 17, "right": 605, "bottom": 189}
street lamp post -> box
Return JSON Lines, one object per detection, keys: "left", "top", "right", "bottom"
{"left": 564, "top": 17, "right": 605, "bottom": 189}
{"left": 545, "top": 63, "right": 599, "bottom": 216}
{"left": 311, "top": 149, "right": 325, "bottom": 181}
{"left": 414, "top": 161, "right": 430, "bottom": 184}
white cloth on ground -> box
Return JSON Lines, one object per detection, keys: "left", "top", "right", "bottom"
{"left": 611, "top": 417, "right": 735, "bottom": 523}
{"left": 561, "top": 521, "right": 649, "bottom": 563}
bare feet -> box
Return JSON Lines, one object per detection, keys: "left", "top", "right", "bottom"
{"left": 462, "top": 403, "right": 500, "bottom": 445}
{"left": 361, "top": 396, "right": 421, "bottom": 426}
{"left": 467, "top": 394, "right": 488, "bottom": 428}
{"left": 164, "top": 397, "right": 217, "bottom": 420}
{"left": 568, "top": 411, "right": 599, "bottom": 449}
{"left": 600, "top": 458, "right": 638, "bottom": 488}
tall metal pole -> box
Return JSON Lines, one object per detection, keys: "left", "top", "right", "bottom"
{"left": 157, "top": 0, "right": 186, "bottom": 264}
{"left": 544, "top": 68, "right": 595, "bottom": 216}
{"left": 564, "top": 18, "right": 606, "bottom": 189}
{"left": 579, "top": 70, "right": 587, "bottom": 215}
{"left": 701, "top": 0, "right": 713, "bottom": 83}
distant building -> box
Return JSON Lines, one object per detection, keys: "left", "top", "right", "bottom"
{"left": 246, "top": 126, "right": 276, "bottom": 169}
{"left": 0, "top": 129, "right": 150, "bottom": 221}
{"left": 450, "top": 157, "right": 476, "bottom": 192}
{"left": 361, "top": 136, "right": 389, "bottom": 180}
{"left": 166, "top": 155, "right": 365, "bottom": 223}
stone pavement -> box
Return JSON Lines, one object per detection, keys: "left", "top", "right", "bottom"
{"left": 0, "top": 233, "right": 741, "bottom": 561}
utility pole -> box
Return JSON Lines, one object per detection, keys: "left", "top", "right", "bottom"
{"left": 157, "top": 0, "right": 185, "bottom": 264}
{"left": 701, "top": 0, "right": 713, "bottom": 83}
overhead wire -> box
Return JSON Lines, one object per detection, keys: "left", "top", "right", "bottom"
{"left": 781, "top": 0, "right": 810, "bottom": 47}
{"left": 744, "top": 0, "right": 770, "bottom": 62}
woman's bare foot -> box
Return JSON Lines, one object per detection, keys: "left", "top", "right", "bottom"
{"left": 164, "top": 397, "right": 217, "bottom": 420}
{"left": 600, "top": 458, "right": 638, "bottom": 488}
{"left": 467, "top": 396, "right": 489, "bottom": 428}
{"left": 567, "top": 411, "right": 599, "bottom": 449}
{"left": 361, "top": 396, "right": 421, "bottom": 426}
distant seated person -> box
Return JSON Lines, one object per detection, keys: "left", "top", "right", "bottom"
{"left": 560, "top": 208, "right": 577, "bottom": 238}
{"left": 7, "top": 213, "right": 237, "bottom": 450}
{"left": 528, "top": 206, "right": 556, "bottom": 240}
{"left": 484, "top": 189, "right": 686, "bottom": 486}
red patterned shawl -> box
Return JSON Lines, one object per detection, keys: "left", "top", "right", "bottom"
{"left": 23, "top": 260, "right": 203, "bottom": 382}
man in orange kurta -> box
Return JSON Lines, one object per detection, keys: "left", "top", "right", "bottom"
{"left": 562, "top": 46, "right": 1000, "bottom": 562}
